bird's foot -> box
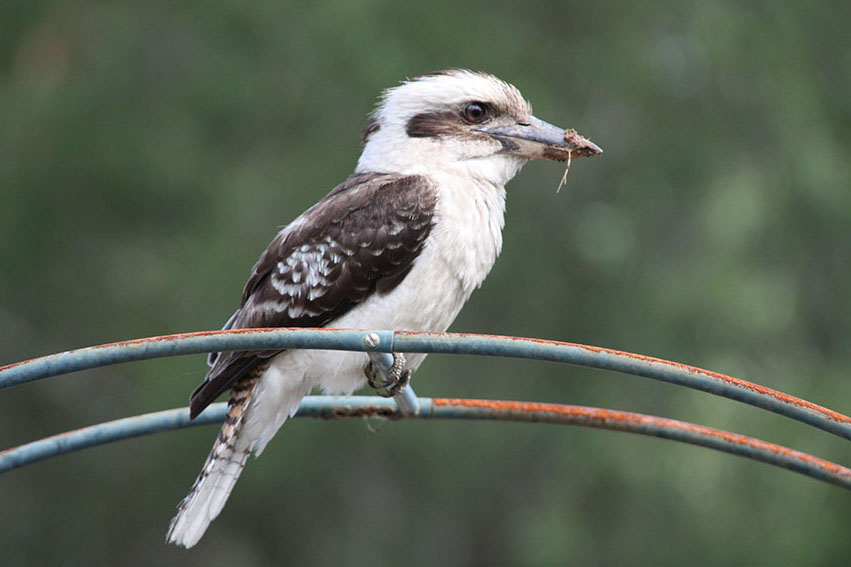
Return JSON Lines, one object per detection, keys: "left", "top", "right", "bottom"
{"left": 364, "top": 352, "right": 411, "bottom": 397}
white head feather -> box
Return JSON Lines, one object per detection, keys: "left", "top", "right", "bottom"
{"left": 356, "top": 70, "right": 534, "bottom": 186}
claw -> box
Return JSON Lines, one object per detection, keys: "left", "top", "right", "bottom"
{"left": 363, "top": 352, "right": 410, "bottom": 397}
{"left": 364, "top": 360, "right": 392, "bottom": 390}
{"left": 385, "top": 369, "right": 411, "bottom": 396}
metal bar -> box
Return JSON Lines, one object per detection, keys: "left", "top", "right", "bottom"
{"left": 394, "top": 386, "right": 421, "bottom": 416}
{"left": 1, "top": 397, "right": 848, "bottom": 491}
{"left": 427, "top": 398, "right": 851, "bottom": 491}
{"left": 391, "top": 331, "right": 851, "bottom": 441}
{"left": 1, "top": 329, "right": 849, "bottom": 440}
{"left": 0, "top": 328, "right": 395, "bottom": 389}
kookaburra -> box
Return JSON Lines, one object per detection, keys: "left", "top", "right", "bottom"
{"left": 167, "top": 69, "right": 601, "bottom": 547}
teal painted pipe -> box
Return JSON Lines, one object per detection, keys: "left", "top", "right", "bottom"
{"left": 1, "top": 328, "right": 849, "bottom": 440}
{"left": 2, "top": 396, "right": 849, "bottom": 491}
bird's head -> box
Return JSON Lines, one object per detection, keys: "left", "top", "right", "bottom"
{"left": 356, "top": 69, "right": 601, "bottom": 186}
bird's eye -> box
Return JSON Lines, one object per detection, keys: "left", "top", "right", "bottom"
{"left": 462, "top": 102, "right": 488, "bottom": 123}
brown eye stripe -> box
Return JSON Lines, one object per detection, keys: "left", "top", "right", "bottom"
{"left": 405, "top": 110, "right": 461, "bottom": 138}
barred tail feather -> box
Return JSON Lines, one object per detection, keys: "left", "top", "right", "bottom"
{"left": 166, "top": 368, "right": 264, "bottom": 548}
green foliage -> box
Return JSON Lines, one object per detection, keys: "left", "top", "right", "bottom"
{"left": 1, "top": 2, "right": 849, "bottom": 565}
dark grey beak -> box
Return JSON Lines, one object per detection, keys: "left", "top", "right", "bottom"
{"left": 480, "top": 116, "right": 602, "bottom": 162}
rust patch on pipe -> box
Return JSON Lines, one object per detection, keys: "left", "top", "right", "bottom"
{"left": 573, "top": 344, "right": 851, "bottom": 424}
{"left": 323, "top": 406, "right": 398, "bottom": 420}
{"left": 432, "top": 398, "right": 851, "bottom": 476}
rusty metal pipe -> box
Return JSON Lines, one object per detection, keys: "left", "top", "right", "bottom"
{"left": 1, "top": 397, "right": 849, "bottom": 491}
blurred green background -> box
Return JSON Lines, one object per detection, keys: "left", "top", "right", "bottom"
{"left": 2, "top": 1, "right": 850, "bottom": 565}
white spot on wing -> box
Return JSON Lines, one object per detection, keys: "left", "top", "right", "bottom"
{"left": 270, "top": 242, "right": 337, "bottom": 300}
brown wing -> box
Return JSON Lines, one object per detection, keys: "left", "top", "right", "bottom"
{"left": 189, "top": 173, "right": 437, "bottom": 418}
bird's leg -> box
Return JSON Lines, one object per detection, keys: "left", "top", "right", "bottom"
{"left": 363, "top": 352, "right": 411, "bottom": 397}
{"left": 384, "top": 353, "right": 411, "bottom": 396}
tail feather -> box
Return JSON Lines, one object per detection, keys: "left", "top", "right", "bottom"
{"left": 166, "top": 365, "right": 266, "bottom": 548}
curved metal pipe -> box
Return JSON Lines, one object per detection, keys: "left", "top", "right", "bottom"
{"left": 2, "top": 328, "right": 849, "bottom": 440}
{"left": 1, "top": 396, "right": 848, "bottom": 491}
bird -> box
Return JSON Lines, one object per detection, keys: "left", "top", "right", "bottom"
{"left": 166, "top": 69, "right": 602, "bottom": 547}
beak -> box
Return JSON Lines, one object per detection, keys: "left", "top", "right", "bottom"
{"left": 479, "top": 116, "right": 602, "bottom": 161}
